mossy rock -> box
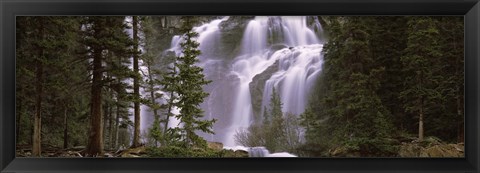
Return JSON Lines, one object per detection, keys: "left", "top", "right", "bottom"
{"left": 207, "top": 142, "right": 224, "bottom": 152}
{"left": 399, "top": 143, "right": 422, "bottom": 157}
{"left": 399, "top": 137, "right": 464, "bottom": 157}
{"left": 222, "top": 149, "right": 249, "bottom": 157}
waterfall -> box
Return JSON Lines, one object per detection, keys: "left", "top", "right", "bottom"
{"left": 163, "top": 16, "right": 324, "bottom": 148}
{"left": 262, "top": 45, "right": 323, "bottom": 116}
{"left": 249, "top": 147, "right": 270, "bottom": 157}
{"left": 248, "top": 147, "right": 297, "bottom": 157}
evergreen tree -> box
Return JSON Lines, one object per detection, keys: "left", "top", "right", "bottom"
{"left": 16, "top": 16, "right": 83, "bottom": 156}
{"left": 434, "top": 17, "right": 464, "bottom": 143}
{"left": 305, "top": 17, "right": 394, "bottom": 156}
{"left": 132, "top": 16, "right": 142, "bottom": 148}
{"left": 264, "top": 87, "right": 285, "bottom": 152}
{"left": 174, "top": 16, "right": 216, "bottom": 148}
{"left": 160, "top": 62, "right": 180, "bottom": 145}
{"left": 83, "top": 16, "right": 133, "bottom": 156}
{"left": 400, "top": 17, "right": 444, "bottom": 142}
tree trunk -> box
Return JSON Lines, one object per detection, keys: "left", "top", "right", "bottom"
{"left": 108, "top": 100, "right": 114, "bottom": 150}
{"left": 163, "top": 64, "right": 177, "bottom": 145}
{"left": 16, "top": 95, "right": 22, "bottom": 145}
{"left": 63, "top": 106, "right": 68, "bottom": 149}
{"left": 103, "top": 103, "right": 108, "bottom": 148}
{"left": 457, "top": 93, "right": 464, "bottom": 143}
{"left": 147, "top": 65, "right": 159, "bottom": 118}
{"left": 132, "top": 16, "right": 141, "bottom": 148}
{"left": 454, "top": 40, "right": 464, "bottom": 143}
{"left": 32, "top": 60, "right": 43, "bottom": 157}
{"left": 114, "top": 104, "right": 120, "bottom": 149}
{"left": 418, "top": 98, "right": 424, "bottom": 142}
{"left": 32, "top": 22, "right": 45, "bottom": 156}
{"left": 85, "top": 47, "right": 104, "bottom": 156}
{"left": 418, "top": 70, "right": 424, "bottom": 142}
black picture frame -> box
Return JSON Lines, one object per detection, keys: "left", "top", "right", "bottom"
{"left": 1, "top": 0, "right": 479, "bottom": 173}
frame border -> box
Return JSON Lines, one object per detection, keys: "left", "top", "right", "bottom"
{"left": 1, "top": 0, "right": 479, "bottom": 173}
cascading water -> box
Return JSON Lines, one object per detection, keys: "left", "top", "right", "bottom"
{"left": 262, "top": 45, "right": 323, "bottom": 116}
{"left": 162, "top": 16, "right": 324, "bottom": 148}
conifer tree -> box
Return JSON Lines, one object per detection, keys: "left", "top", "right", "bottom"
{"left": 174, "top": 16, "right": 216, "bottom": 148}
{"left": 159, "top": 17, "right": 216, "bottom": 148}
{"left": 132, "top": 16, "right": 142, "bottom": 148}
{"left": 16, "top": 16, "right": 83, "bottom": 156}
{"left": 264, "top": 87, "right": 285, "bottom": 152}
{"left": 83, "top": 16, "right": 133, "bottom": 156}
{"left": 400, "top": 17, "right": 443, "bottom": 142}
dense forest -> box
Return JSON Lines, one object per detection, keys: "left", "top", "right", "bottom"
{"left": 300, "top": 16, "right": 464, "bottom": 156}
{"left": 16, "top": 16, "right": 464, "bottom": 157}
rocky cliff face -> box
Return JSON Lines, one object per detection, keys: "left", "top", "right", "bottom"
{"left": 218, "top": 16, "right": 255, "bottom": 60}
{"left": 249, "top": 60, "right": 280, "bottom": 121}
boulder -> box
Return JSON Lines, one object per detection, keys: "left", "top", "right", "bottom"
{"left": 399, "top": 139, "right": 464, "bottom": 157}
{"left": 222, "top": 149, "right": 249, "bottom": 157}
{"left": 398, "top": 142, "right": 422, "bottom": 157}
{"left": 234, "top": 150, "right": 249, "bottom": 157}
{"left": 207, "top": 142, "right": 224, "bottom": 152}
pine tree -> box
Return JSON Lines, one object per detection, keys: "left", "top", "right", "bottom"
{"left": 132, "top": 16, "right": 142, "bottom": 148}
{"left": 400, "top": 17, "right": 443, "bottom": 142}
{"left": 265, "top": 87, "right": 285, "bottom": 152}
{"left": 305, "top": 17, "right": 394, "bottom": 156}
{"left": 83, "top": 16, "right": 133, "bottom": 156}
{"left": 16, "top": 16, "right": 83, "bottom": 156}
{"left": 160, "top": 62, "right": 180, "bottom": 145}
{"left": 435, "top": 17, "right": 464, "bottom": 143}
{"left": 174, "top": 16, "right": 216, "bottom": 148}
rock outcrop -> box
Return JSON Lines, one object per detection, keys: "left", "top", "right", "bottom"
{"left": 249, "top": 61, "right": 280, "bottom": 120}
{"left": 207, "top": 141, "right": 224, "bottom": 152}
{"left": 399, "top": 137, "right": 464, "bottom": 157}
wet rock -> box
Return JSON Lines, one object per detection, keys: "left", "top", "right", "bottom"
{"left": 234, "top": 150, "right": 249, "bottom": 157}
{"left": 219, "top": 16, "right": 255, "bottom": 59}
{"left": 222, "top": 149, "right": 249, "bottom": 157}
{"left": 219, "top": 16, "right": 254, "bottom": 33}
{"left": 270, "top": 44, "right": 289, "bottom": 52}
{"left": 249, "top": 60, "right": 280, "bottom": 120}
